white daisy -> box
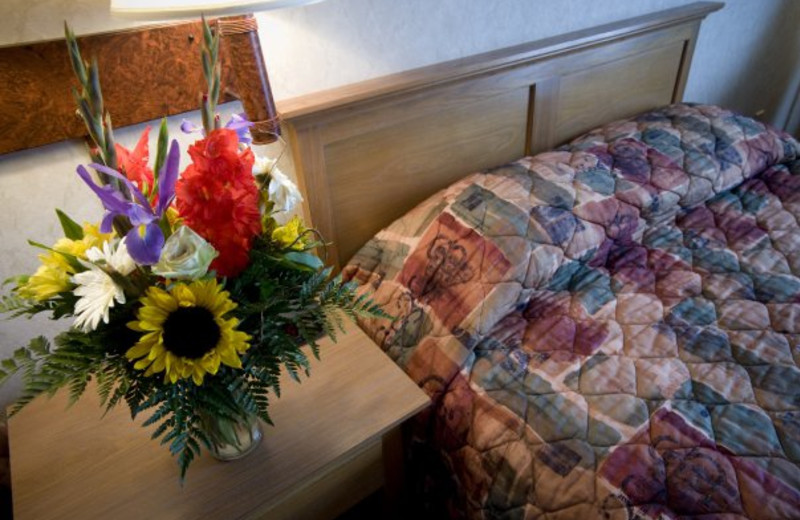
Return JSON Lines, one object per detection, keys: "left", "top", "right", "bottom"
{"left": 72, "top": 238, "right": 136, "bottom": 332}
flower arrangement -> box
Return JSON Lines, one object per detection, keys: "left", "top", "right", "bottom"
{"left": 0, "top": 21, "right": 385, "bottom": 478}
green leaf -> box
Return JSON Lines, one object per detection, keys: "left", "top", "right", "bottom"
{"left": 201, "top": 96, "right": 212, "bottom": 135}
{"left": 75, "top": 94, "right": 102, "bottom": 147}
{"left": 202, "top": 16, "right": 214, "bottom": 49}
{"left": 88, "top": 58, "right": 104, "bottom": 117}
{"left": 64, "top": 23, "right": 88, "bottom": 85}
{"left": 28, "top": 336, "right": 50, "bottom": 356}
{"left": 202, "top": 53, "right": 211, "bottom": 83}
{"left": 27, "top": 240, "right": 85, "bottom": 273}
{"left": 210, "top": 34, "right": 220, "bottom": 70}
{"left": 12, "top": 347, "right": 31, "bottom": 361}
{"left": 55, "top": 209, "right": 84, "bottom": 240}
{"left": 104, "top": 112, "right": 118, "bottom": 170}
{"left": 283, "top": 252, "right": 324, "bottom": 271}
{"left": 3, "top": 275, "right": 27, "bottom": 287}
{"left": 153, "top": 117, "right": 169, "bottom": 183}
{"left": 210, "top": 76, "right": 220, "bottom": 107}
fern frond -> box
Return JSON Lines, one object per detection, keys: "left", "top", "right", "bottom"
{"left": 0, "top": 293, "right": 29, "bottom": 315}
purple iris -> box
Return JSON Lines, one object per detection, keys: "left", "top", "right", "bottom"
{"left": 225, "top": 113, "right": 254, "bottom": 145}
{"left": 180, "top": 113, "right": 253, "bottom": 144}
{"left": 77, "top": 139, "right": 181, "bottom": 265}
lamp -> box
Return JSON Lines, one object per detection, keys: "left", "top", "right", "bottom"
{"left": 110, "top": 0, "right": 324, "bottom": 19}
{"left": 109, "top": 0, "right": 324, "bottom": 145}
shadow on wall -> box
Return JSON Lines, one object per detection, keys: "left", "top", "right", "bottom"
{"left": 787, "top": 83, "right": 800, "bottom": 138}
{"left": 713, "top": 0, "right": 800, "bottom": 128}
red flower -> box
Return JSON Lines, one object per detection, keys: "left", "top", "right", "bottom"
{"left": 116, "top": 127, "right": 154, "bottom": 193}
{"left": 176, "top": 128, "right": 261, "bottom": 277}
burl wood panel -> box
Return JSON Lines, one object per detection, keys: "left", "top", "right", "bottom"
{"left": 0, "top": 16, "right": 278, "bottom": 155}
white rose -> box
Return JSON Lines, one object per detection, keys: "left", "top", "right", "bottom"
{"left": 268, "top": 167, "right": 304, "bottom": 224}
{"left": 252, "top": 154, "right": 277, "bottom": 175}
{"left": 152, "top": 226, "right": 218, "bottom": 280}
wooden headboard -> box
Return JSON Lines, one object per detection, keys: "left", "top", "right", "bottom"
{"left": 278, "top": 2, "right": 723, "bottom": 268}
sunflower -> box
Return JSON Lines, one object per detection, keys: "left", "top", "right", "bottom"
{"left": 126, "top": 279, "right": 250, "bottom": 385}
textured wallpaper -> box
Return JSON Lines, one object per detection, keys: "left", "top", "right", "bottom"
{"left": 256, "top": 0, "right": 800, "bottom": 126}
{"left": 0, "top": 0, "right": 798, "bottom": 406}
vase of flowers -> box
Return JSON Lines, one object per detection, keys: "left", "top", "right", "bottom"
{"left": 200, "top": 404, "right": 263, "bottom": 461}
{"left": 0, "top": 20, "right": 386, "bottom": 479}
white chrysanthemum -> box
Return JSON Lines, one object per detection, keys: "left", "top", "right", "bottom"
{"left": 72, "top": 238, "right": 136, "bottom": 332}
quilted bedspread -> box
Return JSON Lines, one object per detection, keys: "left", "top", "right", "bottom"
{"left": 343, "top": 104, "right": 800, "bottom": 519}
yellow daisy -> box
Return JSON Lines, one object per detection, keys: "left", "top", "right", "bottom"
{"left": 17, "top": 223, "right": 112, "bottom": 301}
{"left": 125, "top": 279, "right": 251, "bottom": 385}
{"left": 271, "top": 216, "right": 307, "bottom": 251}
{"left": 17, "top": 265, "right": 71, "bottom": 301}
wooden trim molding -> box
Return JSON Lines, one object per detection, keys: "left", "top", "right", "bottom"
{"left": 0, "top": 15, "right": 279, "bottom": 156}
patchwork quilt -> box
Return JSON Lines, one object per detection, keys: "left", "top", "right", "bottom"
{"left": 343, "top": 104, "right": 800, "bottom": 519}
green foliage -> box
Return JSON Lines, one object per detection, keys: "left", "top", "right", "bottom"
{"left": 64, "top": 23, "right": 131, "bottom": 237}
{"left": 283, "top": 251, "right": 324, "bottom": 271}
{"left": 200, "top": 17, "right": 221, "bottom": 134}
{"left": 55, "top": 209, "right": 84, "bottom": 240}
{"left": 153, "top": 117, "right": 170, "bottom": 185}
{"left": 26, "top": 240, "right": 84, "bottom": 273}
{"left": 3, "top": 332, "right": 102, "bottom": 415}
{"left": 64, "top": 23, "right": 117, "bottom": 172}
{"left": 0, "top": 291, "right": 29, "bottom": 316}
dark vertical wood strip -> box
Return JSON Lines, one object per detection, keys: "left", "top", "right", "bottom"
{"left": 219, "top": 15, "right": 280, "bottom": 144}
{"left": 671, "top": 22, "right": 701, "bottom": 102}
{"left": 528, "top": 76, "right": 561, "bottom": 154}
{"left": 525, "top": 83, "right": 537, "bottom": 157}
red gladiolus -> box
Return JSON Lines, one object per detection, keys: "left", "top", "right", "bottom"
{"left": 116, "top": 127, "right": 155, "bottom": 194}
{"left": 175, "top": 128, "right": 261, "bottom": 277}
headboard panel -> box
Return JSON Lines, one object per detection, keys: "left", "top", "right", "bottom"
{"left": 279, "top": 2, "right": 723, "bottom": 267}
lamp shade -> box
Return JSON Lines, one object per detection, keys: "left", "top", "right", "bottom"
{"left": 110, "top": 0, "right": 324, "bottom": 19}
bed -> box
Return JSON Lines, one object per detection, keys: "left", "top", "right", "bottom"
{"left": 279, "top": 2, "right": 800, "bottom": 518}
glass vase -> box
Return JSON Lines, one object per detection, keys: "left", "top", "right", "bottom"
{"left": 201, "top": 410, "right": 263, "bottom": 461}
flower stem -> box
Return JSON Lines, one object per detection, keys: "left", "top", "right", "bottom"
{"left": 65, "top": 23, "right": 132, "bottom": 238}
{"left": 200, "top": 16, "right": 222, "bottom": 136}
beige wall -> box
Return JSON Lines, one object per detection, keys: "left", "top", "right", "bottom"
{"left": 0, "top": 0, "right": 798, "bottom": 407}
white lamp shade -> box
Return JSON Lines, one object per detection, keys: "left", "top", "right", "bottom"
{"left": 110, "top": 0, "right": 324, "bottom": 19}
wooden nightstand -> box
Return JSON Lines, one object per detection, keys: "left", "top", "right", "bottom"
{"left": 8, "top": 322, "right": 430, "bottom": 520}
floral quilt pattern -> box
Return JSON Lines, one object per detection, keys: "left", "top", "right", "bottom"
{"left": 344, "top": 104, "right": 800, "bottom": 519}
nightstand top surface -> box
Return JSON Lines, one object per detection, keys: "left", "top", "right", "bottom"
{"left": 8, "top": 322, "right": 429, "bottom": 520}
